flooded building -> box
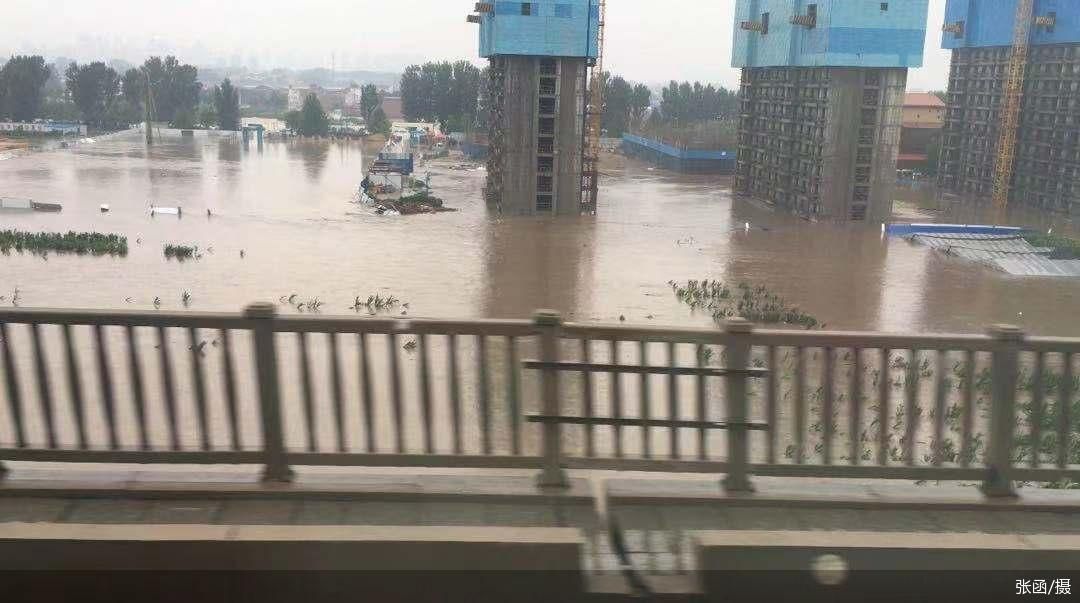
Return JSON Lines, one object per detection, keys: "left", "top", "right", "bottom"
{"left": 468, "top": 1, "right": 601, "bottom": 215}
{"left": 731, "top": 0, "right": 929, "bottom": 222}
{"left": 938, "top": 1, "right": 1080, "bottom": 214}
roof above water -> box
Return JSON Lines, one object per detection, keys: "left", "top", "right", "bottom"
{"left": 904, "top": 92, "right": 946, "bottom": 108}
{"left": 911, "top": 233, "right": 1080, "bottom": 277}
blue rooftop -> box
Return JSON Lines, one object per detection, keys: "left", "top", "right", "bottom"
{"left": 478, "top": 1, "right": 600, "bottom": 59}
{"left": 732, "top": 0, "right": 929, "bottom": 69}
{"left": 942, "top": 0, "right": 1080, "bottom": 49}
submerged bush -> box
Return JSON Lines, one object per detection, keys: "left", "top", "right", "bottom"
{"left": 0, "top": 230, "right": 128, "bottom": 256}
{"left": 670, "top": 279, "right": 818, "bottom": 328}
{"left": 164, "top": 244, "right": 198, "bottom": 260}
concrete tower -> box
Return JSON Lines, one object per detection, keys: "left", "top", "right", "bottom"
{"left": 939, "top": 0, "right": 1080, "bottom": 214}
{"left": 732, "top": 0, "right": 929, "bottom": 222}
{"left": 468, "top": 1, "right": 601, "bottom": 215}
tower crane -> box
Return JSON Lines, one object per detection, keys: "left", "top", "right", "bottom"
{"left": 581, "top": 0, "right": 606, "bottom": 214}
{"left": 991, "top": 0, "right": 1035, "bottom": 210}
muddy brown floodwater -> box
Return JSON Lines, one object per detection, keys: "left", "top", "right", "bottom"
{"left": 1, "top": 129, "right": 1078, "bottom": 336}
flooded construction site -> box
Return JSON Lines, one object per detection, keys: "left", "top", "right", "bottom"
{"left": 1, "top": 130, "right": 1079, "bottom": 337}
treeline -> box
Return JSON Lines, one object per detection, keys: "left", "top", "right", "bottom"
{"left": 656, "top": 80, "right": 739, "bottom": 125}
{"left": 0, "top": 54, "right": 241, "bottom": 132}
{"left": 601, "top": 73, "right": 652, "bottom": 138}
{"left": 283, "top": 84, "right": 387, "bottom": 137}
{"left": 400, "top": 61, "right": 483, "bottom": 132}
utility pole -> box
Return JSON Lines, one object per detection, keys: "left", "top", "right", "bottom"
{"left": 144, "top": 69, "right": 154, "bottom": 145}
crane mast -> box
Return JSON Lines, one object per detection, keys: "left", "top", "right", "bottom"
{"left": 581, "top": 0, "right": 606, "bottom": 214}
{"left": 992, "top": 0, "right": 1034, "bottom": 210}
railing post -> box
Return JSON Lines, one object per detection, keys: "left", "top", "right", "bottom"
{"left": 983, "top": 324, "right": 1022, "bottom": 498}
{"left": 246, "top": 303, "right": 294, "bottom": 483}
{"left": 723, "top": 318, "right": 755, "bottom": 493}
{"left": 534, "top": 310, "right": 569, "bottom": 489}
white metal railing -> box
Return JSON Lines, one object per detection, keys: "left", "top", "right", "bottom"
{"left": 0, "top": 305, "right": 1076, "bottom": 496}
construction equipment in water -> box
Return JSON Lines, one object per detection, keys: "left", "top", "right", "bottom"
{"left": 580, "top": 0, "right": 606, "bottom": 215}
{"left": 992, "top": 0, "right": 1035, "bottom": 210}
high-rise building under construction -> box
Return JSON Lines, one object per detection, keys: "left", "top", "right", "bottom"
{"left": 468, "top": 1, "right": 601, "bottom": 215}
{"left": 938, "top": 1, "right": 1080, "bottom": 214}
{"left": 732, "top": 1, "right": 929, "bottom": 222}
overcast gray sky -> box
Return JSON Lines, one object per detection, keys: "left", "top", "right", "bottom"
{"left": 5, "top": 0, "right": 950, "bottom": 90}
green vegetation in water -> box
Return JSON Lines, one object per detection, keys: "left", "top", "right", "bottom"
{"left": 164, "top": 244, "right": 199, "bottom": 260}
{"left": 1022, "top": 232, "right": 1080, "bottom": 260}
{"left": 349, "top": 294, "right": 404, "bottom": 315}
{"left": 669, "top": 279, "right": 818, "bottom": 329}
{"left": 0, "top": 230, "right": 128, "bottom": 257}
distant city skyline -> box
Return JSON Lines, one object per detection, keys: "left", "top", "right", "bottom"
{"left": 4, "top": 0, "right": 951, "bottom": 91}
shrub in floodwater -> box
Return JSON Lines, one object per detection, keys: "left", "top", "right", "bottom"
{"left": 164, "top": 244, "right": 199, "bottom": 260}
{"left": 1022, "top": 232, "right": 1080, "bottom": 260}
{"left": 350, "top": 293, "right": 402, "bottom": 314}
{"left": 669, "top": 279, "right": 818, "bottom": 328}
{"left": 0, "top": 229, "right": 128, "bottom": 257}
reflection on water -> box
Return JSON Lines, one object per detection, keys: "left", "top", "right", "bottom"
{"left": 0, "top": 129, "right": 1078, "bottom": 336}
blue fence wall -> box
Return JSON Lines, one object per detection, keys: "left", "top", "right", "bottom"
{"left": 942, "top": 0, "right": 1080, "bottom": 49}
{"left": 732, "top": 0, "right": 929, "bottom": 68}
{"left": 621, "top": 135, "right": 736, "bottom": 174}
{"left": 479, "top": 0, "right": 600, "bottom": 58}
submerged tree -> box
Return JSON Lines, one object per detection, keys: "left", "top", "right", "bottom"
{"left": 65, "top": 62, "right": 120, "bottom": 128}
{"left": 213, "top": 78, "right": 240, "bottom": 131}
{"left": 298, "top": 94, "right": 329, "bottom": 137}
{"left": 0, "top": 55, "right": 52, "bottom": 121}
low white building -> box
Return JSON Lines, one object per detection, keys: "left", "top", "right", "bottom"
{"left": 0, "top": 121, "right": 87, "bottom": 136}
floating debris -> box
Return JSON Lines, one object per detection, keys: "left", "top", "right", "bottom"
{"left": 350, "top": 294, "right": 401, "bottom": 314}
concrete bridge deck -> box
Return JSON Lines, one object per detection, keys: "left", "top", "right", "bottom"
{"left": 2, "top": 464, "right": 1078, "bottom": 595}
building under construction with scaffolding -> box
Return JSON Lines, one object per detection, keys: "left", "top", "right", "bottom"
{"left": 732, "top": 0, "right": 929, "bottom": 222}
{"left": 938, "top": 0, "right": 1080, "bottom": 215}
{"left": 468, "top": 1, "right": 602, "bottom": 215}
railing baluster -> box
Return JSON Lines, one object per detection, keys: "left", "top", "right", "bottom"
{"left": 794, "top": 346, "right": 805, "bottom": 464}
{"left": 418, "top": 333, "right": 434, "bottom": 454}
{"left": 63, "top": 325, "right": 88, "bottom": 450}
{"left": 477, "top": 334, "right": 491, "bottom": 455}
{"left": 903, "top": 349, "right": 919, "bottom": 466}
{"left": 330, "top": 333, "right": 346, "bottom": 453}
{"left": 611, "top": 339, "right": 623, "bottom": 458}
{"left": 1030, "top": 351, "right": 1044, "bottom": 468}
{"left": 534, "top": 311, "right": 568, "bottom": 488}
{"left": 984, "top": 326, "right": 1022, "bottom": 497}
{"left": 668, "top": 341, "right": 679, "bottom": 459}
{"left": 387, "top": 332, "right": 405, "bottom": 453}
{"left": 447, "top": 334, "right": 462, "bottom": 455}
{"left": 246, "top": 303, "right": 291, "bottom": 482}
{"left": 358, "top": 333, "right": 376, "bottom": 453}
{"left": 93, "top": 325, "right": 119, "bottom": 450}
{"left": 298, "top": 332, "right": 316, "bottom": 452}
{"left": 1059, "top": 352, "right": 1073, "bottom": 470}
{"left": 219, "top": 329, "right": 241, "bottom": 451}
{"left": 722, "top": 319, "right": 753, "bottom": 492}
{"left": 506, "top": 336, "right": 521, "bottom": 456}
{"left": 581, "top": 339, "right": 595, "bottom": 458}
{"left": 932, "top": 350, "right": 947, "bottom": 466}
{"left": 850, "top": 347, "right": 862, "bottom": 465}
{"left": 961, "top": 349, "right": 975, "bottom": 467}
{"left": 878, "top": 348, "right": 890, "bottom": 466}
{"left": 697, "top": 344, "right": 709, "bottom": 461}
{"left": 125, "top": 326, "right": 149, "bottom": 450}
{"left": 0, "top": 323, "right": 26, "bottom": 449}
{"left": 30, "top": 324, "right": 57, "bottom": 449}
{"left": 823, "top": 346, "right": 835, "bottom": 465}
{"left": 188, "top": 327, "right": 210, "bottom": 451}
{"left": 639, "top": 340, "right": 651, "bottom": 458}
{"left": 157, "top": 326, "right": 179, "bottom": 451}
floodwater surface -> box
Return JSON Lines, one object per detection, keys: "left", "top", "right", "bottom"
{"left": 1, "top": 129, "right": 1078, "bottom": 336}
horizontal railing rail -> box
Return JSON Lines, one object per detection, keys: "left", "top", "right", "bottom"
{"left": 0, "top": 305, "right": 1076, "bottom": 497}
